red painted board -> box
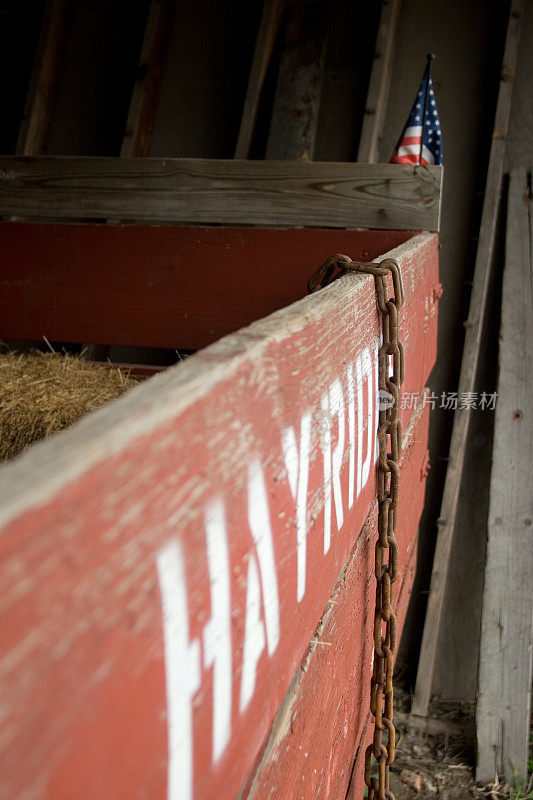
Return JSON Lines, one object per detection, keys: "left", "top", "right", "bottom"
{"left": 0, "top": 223, "right": 412, "bottom": 350}
{"left": 0, "top": 233, "right": 438, "bottom": 800}
{"left": 241, "top": 403, "right": 428, "bottom": 800}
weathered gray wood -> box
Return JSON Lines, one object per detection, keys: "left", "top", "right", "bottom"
{"left": 120, "top": 0, "right": 172, "bottom": 158}
{"left": 505, "top": 0, "right": 533, "bottom": 171}
{"left": 475, "top": 167, "right": 533, "bottom": 783}
{"left": 234, "top": 0, "right": 285, "bottom": 159}
{"left": 0, "top": 157, "right": 442, "bottom": 230}
{"left": 16, "top": 0, "right": 68, "bottom": 156}
{"left": 357, "top": 0, "right": 401, "bottom": 164}
{"left": 412, "top": 0, "right": 524, "bottom": 719}
{"left": 265, "top": 0, "right": 329, "bottom": 161}
{"left": 395, "top": 712, "right": 473, "bottom": 738}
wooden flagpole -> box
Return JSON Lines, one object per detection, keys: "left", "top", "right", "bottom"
{"left": 419, "top": 53, "right": 435, "bottom": 164}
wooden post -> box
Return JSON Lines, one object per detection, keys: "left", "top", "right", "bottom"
{"left": 16, "top": 0, "right": 67, "bottom": 156}
{"left": 411, "top": 0, "right": 524, "bottom": 720}
{"left": 234, "top": 0, "right": 285, "bottom": 159}
{"left": 84, "top": 0, "right": 172, "bottom": 357}
{"left": 120, "top": 0, "right": 172, "bottom": 158}
{"left": 475, "top": 167, "right": 533, "bottom": 783}
{"left": 356, "top": 0, "right": 401, "bottom": 164}
{"left": 265, "top": 0, "right": 330, "bottom": 161}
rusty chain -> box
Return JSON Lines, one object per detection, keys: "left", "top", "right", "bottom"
{"left": 308, "top": 253, "right": 405, "bottom": 800}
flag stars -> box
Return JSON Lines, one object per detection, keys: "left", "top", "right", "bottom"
{"left": 390, "top": 60, "right": 442, "bottom": 165}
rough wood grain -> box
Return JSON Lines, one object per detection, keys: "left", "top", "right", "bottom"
{"left": 505, "top": 0, "right": 533, "bottom": 171}
{"left": 412, "top": 0, "right": 524, "bottom": 719}
{"left": 120, "top": 0, "right": 172, "bottom": 158}
{"left": 0, "top": 157, "right": 442, "bottom": 230}
{"left": 357, "top": 0, "right": 401, "bottom": 164}
{"left": 265, "top": 0, "right": 329, "bottom": 161}
{"left": 242, "top": 403, "right": 428, "bottom": 800}
{"left": 15, "top": 0, "right": 67, "bottom": 156}
{"left": 475, "top": 167, "right": 533, "bottom": 782}
{"left": 234, "top": 0, "right": 285, "bottom": 159}
{"left": 0, "top": 233, "right": 438, "bottom": 800}
{"left": 0, "top": 224, "right": 411, "bottom": 349}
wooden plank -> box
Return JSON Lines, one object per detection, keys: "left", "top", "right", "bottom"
{"left": 505, "top": 0, "right": 533, "bottom": 171}
{"left": 0, "top": 157, "right": 443, "bottom": 230}
{"left": 475, "top": 167, "right": 533, "bottom": 782}
{"left": 357, "top": 0, "right": 401, "bottom": 164}
{"left": 0, "top": 224, "right": 412, "bottom": 350}
{"left": 395, "top": 712, "right": 473, "bottom": 738}
{"left": 120, "top": 0, "right": 172, "bottom": 158}
{"left": 241, "top": 403, "right": 428, "bottom": 800}
{"left": 234, "top": 0, "right": 285, "bottom": 159}
{"left": 265, "top": 0, "right": 330, "bottom": 161}
{"left": 0, "top": 233, "right": 438, "bottom": 800}
{"left": 16, "top": 0, "right": 68, "bottom": 156}
{"left": 411, "top": 0, "right": 524, "bottom": 720}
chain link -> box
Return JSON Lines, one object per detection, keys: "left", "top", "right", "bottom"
{"left": 308, "top": 253, "right": 405, "bottom": 800}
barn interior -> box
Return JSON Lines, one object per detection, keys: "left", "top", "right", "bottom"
{"left": 1, "top": 1, "right": 531, "bottom": 798}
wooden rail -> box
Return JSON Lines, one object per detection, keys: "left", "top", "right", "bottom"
{"left": 0, "top": 157, "right": 443, "bottom": 230}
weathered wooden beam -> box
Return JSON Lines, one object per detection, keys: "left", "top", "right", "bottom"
{"left": 234, "top": 0, "right": 285, "bottom": 159}
{"left": 16, "top": 0, "right": 68, "bottom": 156}
{"left": 357, "top": 0, "right": 401, "bottom": 163}
{"left": 0, "top": 157, "right": 443, "bottom": 230}
{"left": 475, "top": 167, "right": 533, "bottom": 783}
{"left": 265, "top": 0, "right": 330, "bottom": 161}
{"left": 120, "top": 0, "right": 172, "bottom": 158}
{"left": 412, "top": 0, "right": 524, "bottom": 719}
{"left": 0, "top": 232, "right": 438, "bottom": 800}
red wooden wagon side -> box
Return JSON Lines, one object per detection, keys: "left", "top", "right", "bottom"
{"left": 0, "top": 158, "right": 442, "bottom": 800}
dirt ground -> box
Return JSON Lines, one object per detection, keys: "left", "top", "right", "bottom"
{"left": 388, "top": 687, "right": 519, "bottom": 800}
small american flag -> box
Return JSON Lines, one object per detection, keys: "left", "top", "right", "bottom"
{"left": 390, "top": 57, "right": 442, "bottom": 166}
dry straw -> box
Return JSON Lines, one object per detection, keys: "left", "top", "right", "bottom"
{"left": 0, "top": 351, "right": 139, "bottom": 462}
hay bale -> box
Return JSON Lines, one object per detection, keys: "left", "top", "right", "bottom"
{"left": 0, "top": 352, "right": 139, "bottom": 462}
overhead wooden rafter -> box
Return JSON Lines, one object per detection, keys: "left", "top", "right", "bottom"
{"left": 265, "top": 0, "right": 330, "bottom": 161}
{"left": 120, "top": 0, "right": 172, "bottom": 158}
{"left": 234, "top": 0, "right": 285, "bottom": 159}
{"left": 357, "top": 0, "right": 401, "bottom": 163}
{"left": 16, "top": 0, "right": 68, "bottom": 156}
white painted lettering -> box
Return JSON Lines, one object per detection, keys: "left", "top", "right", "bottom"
{"left": 320, "top": 393, "right": 332, "bottom": 553}
{"left": 329, "top": 378, "right": 345, "bottom": 531}
{"left": 202, "top": 499, "right": 232, "bottom": 762}
{"left": 374, "top": 340, "right": 380, "bottom": 464}
{"left": 347, "top": 362, "right": 356, "bottom": 509}
{"left": 239, "top": 552, "right": 265, "bottom": 712}
{"left": 157, "top": 542, "right": 201, "bottom": 800}
{"left": 356, "top": 347, "right": 374, "bottom": 496}
{"left": 282, "top": 412, "right": 311, "bottom": 602}
{"left": 247, "top": 458, "right": 280, "bottom": 654}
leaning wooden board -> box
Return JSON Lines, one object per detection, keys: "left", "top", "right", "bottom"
{"left": 0, "top": 232, "right": 439, "bottom": 800}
